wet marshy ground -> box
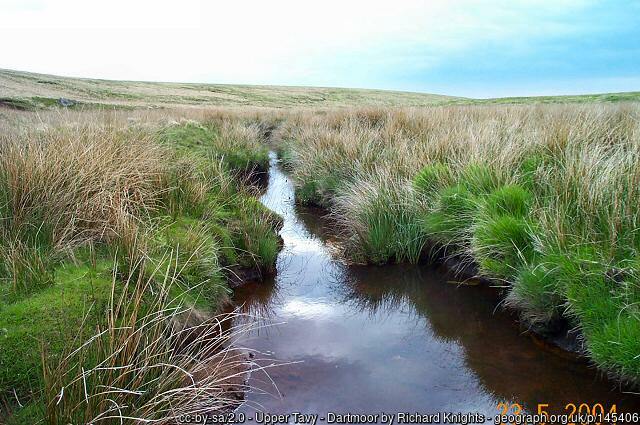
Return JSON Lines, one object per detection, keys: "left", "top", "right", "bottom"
{"left": 229, "top": 153, "right": 640, "bottom": 419}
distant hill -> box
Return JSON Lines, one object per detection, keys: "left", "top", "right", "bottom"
{"left": 454, "top": 92, "right": 640, "bottom": 105}
{"left": 0, "top": 68, "right": 638, "bottom": 110}
{"left": 0, "top": 68, "right": 458, "bottom": 110}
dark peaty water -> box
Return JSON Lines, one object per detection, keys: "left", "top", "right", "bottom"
{"left": 230, "top": 153, "right": 640, "bottom": 421}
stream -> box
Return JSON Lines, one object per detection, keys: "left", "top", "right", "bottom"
{"left": 230, "top": 152, "right": 640, "bottom": 421}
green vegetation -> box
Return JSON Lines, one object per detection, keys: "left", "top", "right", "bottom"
{"left": 276, "top": 104, "right": 640, "bottom": 385}
{"left": 6, "top": 261, "right": 256, "bottom": 424}
{"left": 412, "top": 162, "right": 452, "bottom": 196}
{"left": 471, "top": 184, "right": 536, "bottom": 280}
{"left": 158, "top": 121, "right": 270, "bottom": 174}
{"left": 422, "top": 184, "right": 477, "bottom": 249}
{"left": 0, "top": 259, "right": 112, "bottom": 399}
{"left": 0, "top": 114, "right": 281, "bottom": 422}
{"left": 335, "top": 176, "right": 427, "bottom": 264}
{"left": 0, "top": 97, "right": 36, "bottom": 110}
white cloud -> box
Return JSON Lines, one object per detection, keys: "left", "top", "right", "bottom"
{"left": 0, "top": 0, "right": 594, "bottom": 87}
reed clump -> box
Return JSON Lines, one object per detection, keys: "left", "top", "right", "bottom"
{"left": 37, "top": 261, "right": 258, "bottom": 425}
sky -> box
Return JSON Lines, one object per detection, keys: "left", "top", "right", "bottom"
{"left": 1, "top": 0, "right": 639, "bottom": 98}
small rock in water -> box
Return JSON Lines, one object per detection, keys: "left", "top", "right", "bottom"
{"left": 58, "top": 97, "right": 75, "bottom": 107}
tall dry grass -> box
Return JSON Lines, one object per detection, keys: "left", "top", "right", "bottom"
{"left": 277, "top": 104, "right": 640, "bottom": 257}
{"left": 0, "top": 108, "right": 279, "bottom": 293}
{"left": 0, "top": 123, "right": 165, "bottom": 239}
{"left": 0, "top": 118, "right": 168, "bottom": 295}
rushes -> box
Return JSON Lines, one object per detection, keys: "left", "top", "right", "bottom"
{"left": 42, "top": 259, "right": 256, "bottom": 424}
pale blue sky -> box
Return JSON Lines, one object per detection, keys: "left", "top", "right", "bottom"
{"left": 1, "top": 0, "right": 638, "bottom": 98}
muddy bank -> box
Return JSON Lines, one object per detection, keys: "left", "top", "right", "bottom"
{"left": 225, "top": 254, "right": 281, "bottom": 289}
{"left": 432, "top": 250, "right": 587, "bottom": 357}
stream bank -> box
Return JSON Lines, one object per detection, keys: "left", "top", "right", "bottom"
{"left": 228, "top": 152, "right": 640, "bottom": 417}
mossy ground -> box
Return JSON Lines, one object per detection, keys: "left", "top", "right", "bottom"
{"left": 0, "top": 258, "right": 113, "bottom": 399}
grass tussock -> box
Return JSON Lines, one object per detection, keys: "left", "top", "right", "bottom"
{"left": 36, "top": 262, "right": 257, "bottom": 425}
{"left": 333, "top": 172, "right": 427, "bottom": 264}
{"left": 0, "top": 125, "right": 165, "bottom": 298}
{"left": 276, "top": 104, "right": 640, "bottom": 384}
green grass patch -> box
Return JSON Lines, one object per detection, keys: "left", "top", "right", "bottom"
{"left": 560, "top": 249, "right": 640, "bottom": 379}
{"left": 343, "top": 182, "right": 427, "bottom": 265}
{"left": 295, "top": 176, "right": 343, "bottom": 206}
{"left": 472, "top": 214, "right": 535, "bottom": 280}
{"left": 0, "top": 258, "right": 113, "bottom": 399}
{"left": 159, "top": 122, "right": 269, "bottom": 175}
{"left": 460, "top": 163, "right": 503, "bottom": 195}
{"left": 422, "top": 184, "right": 478, "bottom": 248}
{"left": 0, "top": 205, "right": 59, "bottom": 304}
{"left": 155, "top": 218, "right": 228, "bottom": 309}
{"left": 229, "top": 197, "right": 282, "bottom": 271}
{"left": 413, "top": 162, "right": 452, "bottom": 197}
{"left": 0, "top": 96, "right": 118, "bottom": 111}
{"left": 295, "top": 172, "right": 345, "bottom": 207}
{"left": 0, "top": 97, "right": 36, "bottom": 111}
{"left": 509, "top": 259, "right": 564, "bottom": 324}
{"left": 296, "top": 180, "right": 321, "bottom": 205}
{"left": 471, "top": 184, "right": 536, "bottom": 280}
{"left": 482, "top": 184, "right": 532, "bottom": 218}
{"left": 158, "top": 121, "right": 219, "bottom": 150}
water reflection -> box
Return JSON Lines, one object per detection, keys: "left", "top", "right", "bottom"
{"left": 231, "top": 153, "right": 640, "bottom": 418}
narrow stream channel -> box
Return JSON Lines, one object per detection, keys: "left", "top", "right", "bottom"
{"left": 231, "top": 152, "right": 640, "bottom": 420}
